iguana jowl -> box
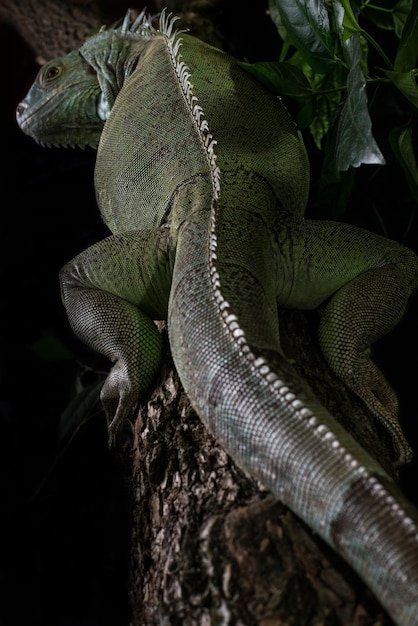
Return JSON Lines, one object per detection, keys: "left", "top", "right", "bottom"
{"left": 16, "top": 9, "right": 418, "bottom": 625}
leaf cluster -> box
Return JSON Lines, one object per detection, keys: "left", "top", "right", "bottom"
{"left": 241, "top": 0, "right": 418, "bottom": 216}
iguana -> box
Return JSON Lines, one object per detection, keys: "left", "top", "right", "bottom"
{"left": 16, "top": 9, "right": 418, "bottom": 625}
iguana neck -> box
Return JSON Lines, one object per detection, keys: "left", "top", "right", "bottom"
{"left": 79, "top": 10, "right": 169, "bottom": 120}
{"left": 95, "top": 29, "right": 220, "bottom": 234}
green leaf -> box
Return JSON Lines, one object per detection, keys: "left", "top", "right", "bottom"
{"left": 326, "top": 3, "right": 385, "bottom": 170}
{"left": 239, "top": 61, "right": 312, "bottom": 98}
{"left": 239, "top": 61, "right": 315, "bottom": 129}
{"left": 306, "top": 67, "right": 346, "bottom": 148}
{"left": 332, "top": 89, "right": 385, "bottom": 170}
{"left": 334, "top": 0, "right": 393, "bottom": 68}
{"left": 269, "top": 0, "right": 335, "bottom": 73}
{"left": 362, "top": 0, "right": 407, "bottom": 33}
{"left": 309, "top": 96, "right": 335, "bottom": 149}
{"left": 384, "top": 68, "right": 418, "bottom": 108}
{"left": 389, "top": 125, "right": 418, "bottom": 202}
{"left": 394, "top": 0, "right": 418, "bottom": 71}
{"left": 393, "top": 0, "right": 414, "bottom": 38}
{"left": 338, "top": 0, "right": 362, "bottom": 40}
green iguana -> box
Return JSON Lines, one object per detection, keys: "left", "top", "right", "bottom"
{"left": 16, "top": 9, "right": 418, "bottom": 625}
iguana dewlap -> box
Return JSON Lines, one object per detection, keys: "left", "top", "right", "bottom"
{"left": 16, "top": 10, "right": 418, "bottom": 625}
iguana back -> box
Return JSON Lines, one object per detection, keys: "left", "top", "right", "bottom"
{"left": 96, "top": 32, "right": 308, "bottom": 234}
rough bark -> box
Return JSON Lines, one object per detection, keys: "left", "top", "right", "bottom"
{"left": 0, "top": 0, "right": 224, "bottom": 61}
{"left": 0, "top": 0, "right": 106, "bottom": 61}
{"left": 126, "top": 311, "right": 395, "bottom": 625}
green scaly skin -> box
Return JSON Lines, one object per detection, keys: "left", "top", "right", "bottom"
{"left": 16, "top": 10, "right": 418, "bottom": 625}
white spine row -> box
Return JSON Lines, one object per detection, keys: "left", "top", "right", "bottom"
{"left": 159, "top": 11, "right": 326, "bottom": 436}
{"left": 159, "top": 10, "right": 221, "bottom": 200}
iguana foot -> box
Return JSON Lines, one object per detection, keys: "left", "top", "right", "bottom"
{"left": 341, "top": 357, "right": 412, "bottom": 466}
{"left": 101, "top": 359, "right": 140, "bottom": 448}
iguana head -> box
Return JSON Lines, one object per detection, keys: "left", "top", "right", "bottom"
{"left": 16, "top": 50, "right": 105, "bottom": 148}
{"left": 16, "top": 9, "right": 160, "bottom": 149}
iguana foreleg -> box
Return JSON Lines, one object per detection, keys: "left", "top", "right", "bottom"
{"left": 60, "top": 228, "right": 172, "bottom": 443}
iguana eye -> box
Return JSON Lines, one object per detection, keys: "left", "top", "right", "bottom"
{"left": 39, "top": 64, "right": 62, "bottom": 86}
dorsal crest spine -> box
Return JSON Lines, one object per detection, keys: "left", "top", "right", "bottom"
{"left": 158, "top": 9, "right": 221, "bottom": 200}
{"left": 110, "top": 8, "right": 221, "bottom": 199}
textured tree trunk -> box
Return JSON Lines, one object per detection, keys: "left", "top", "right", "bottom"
{"left": 0, "top": 0, "right": 106, "bottom": 61}
{"left": 0, "top": 0, "right": 224, "bottom": 62}
{"left": 126, "top": 312, "right": 395, "bottom": 625}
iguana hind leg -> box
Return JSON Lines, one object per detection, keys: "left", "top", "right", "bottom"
{"left": 283, "top": 219, "right": 418, "bottom": 466}
{"left": 318, "top": 263, "right": 415, "bottom": 465}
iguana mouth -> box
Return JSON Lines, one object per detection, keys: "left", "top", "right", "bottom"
{"left": 16, "top": 99, "right": 35, "bottom": 130}
{"left": 16, "top": 97, "right": 59, "bottom": 135}
{"left": 16, "top": 96, "right": 102, "bottom": 148}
